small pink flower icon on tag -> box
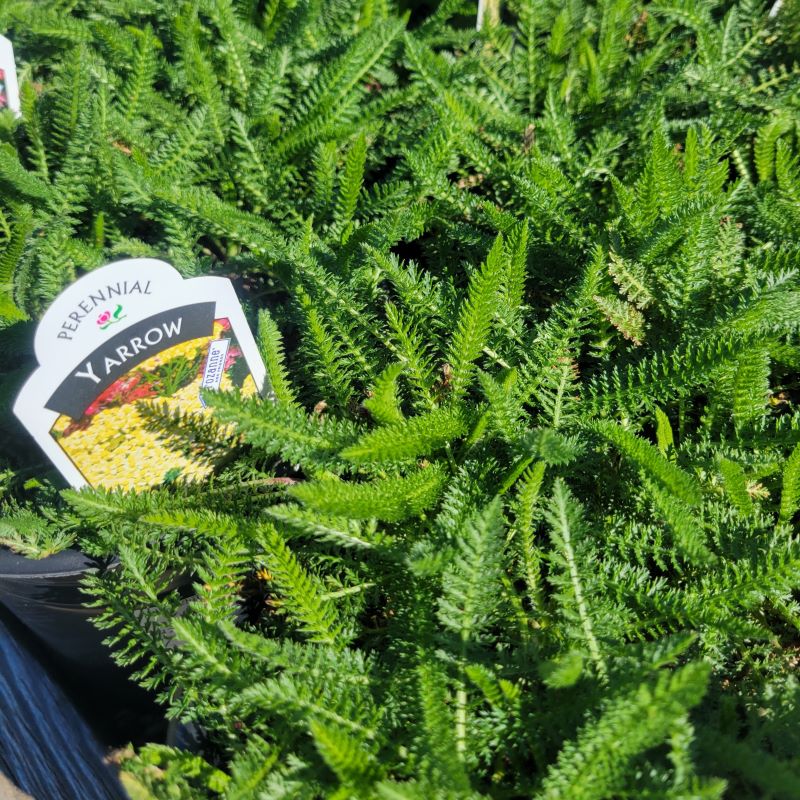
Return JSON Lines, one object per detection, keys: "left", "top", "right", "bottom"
{"left": 97, "top": 304, "right": 126, "bottom": 330}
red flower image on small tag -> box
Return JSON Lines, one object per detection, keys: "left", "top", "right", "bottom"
{"left": 0, "top": 68, "right": 7, "bottom": 109}
{"left": 97, "top": 303, "right": 126, "bottom": 330}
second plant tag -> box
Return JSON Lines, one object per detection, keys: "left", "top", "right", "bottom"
{"left": 0, "top": 34, "right": 20, "bottom": 117}
{"left": 14, "top": 259, "right": 268, "bottom": 490}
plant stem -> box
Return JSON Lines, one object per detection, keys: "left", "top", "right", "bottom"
{"left": 456, "top": 639, "right": 468, "bottom": 758}
{"left": 476, "top": 0, "right": 501, "bottom": 30}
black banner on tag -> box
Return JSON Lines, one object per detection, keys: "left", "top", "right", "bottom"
{"left": 46, "top": 302, "right": 215, "bottom": 419}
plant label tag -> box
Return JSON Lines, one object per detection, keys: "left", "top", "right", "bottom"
{"left": 199, "top": 339, "right": 231, "bottom": 405}
{"left": 0, "top": 35, "right": 21, "bottom": 117}
{"left": 14, "top": 259, "right": 269, "bottom": 490}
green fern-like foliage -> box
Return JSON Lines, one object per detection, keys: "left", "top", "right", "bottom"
{"left": 4, "top": 0, "right": 800, "bottom": 797}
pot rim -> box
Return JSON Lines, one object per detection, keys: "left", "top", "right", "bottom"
{"left": 0, "top": 547, "right": 98, "bottom": 579}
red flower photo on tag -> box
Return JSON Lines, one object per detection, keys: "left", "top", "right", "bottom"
{"left": 0, "top": 68, "right": 7, "bottom": 108}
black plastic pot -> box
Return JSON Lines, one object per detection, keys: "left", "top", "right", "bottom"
{"left": 0, "top": 613, "right": 129, "bottom": 800}
{"left": 0, "top": 546, "right": 166, "bottom": 745}
{"left": 0, "top": 548, "right": 110, "bottom": 665}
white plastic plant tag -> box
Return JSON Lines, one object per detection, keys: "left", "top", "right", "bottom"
{"left": 0, "top": 35, "right": 21, "bottom": 117}
{"left": 14, "top": 259, "right": 268, "bottom": 490}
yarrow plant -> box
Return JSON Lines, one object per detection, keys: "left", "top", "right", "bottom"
{"left": 2, "top": 0, "right": 800, "bottom": 797}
